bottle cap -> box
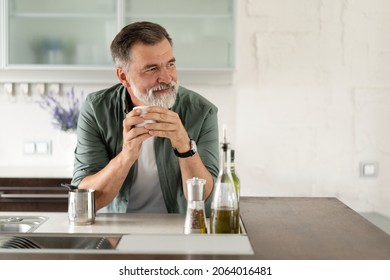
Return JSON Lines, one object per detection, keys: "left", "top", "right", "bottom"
{"left": 186, "top": 177, "right": 206, "bottom": 201}
{"left": 231, "top": 149, "right": 235, "bottom": 160}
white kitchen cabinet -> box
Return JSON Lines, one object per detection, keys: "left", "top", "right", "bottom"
{"left": 0, "top": 0, "right": 235, "bottom": 82}
{"left": 0, "top": 0, "right": 5, "bottom": 68}
{"left": 124, "top": 0, "right": 235, "bottom": 70}
{"left": 6, "top": 0, "right": 117, "bottom": 67}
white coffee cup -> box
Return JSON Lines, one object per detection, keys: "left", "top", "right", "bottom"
{"left": 133, "top": 106, "right": 156, "bottom": 127}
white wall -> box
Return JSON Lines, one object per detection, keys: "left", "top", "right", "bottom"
{"left": 0, "top": 0, "right": 389, "bottom": 217}
{"left": 230, "top": 0, "right": 390, "bottom": 217}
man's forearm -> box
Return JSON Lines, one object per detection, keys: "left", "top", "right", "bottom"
{"left": 78, "top": 151, "right": 135, "bottom": 210}
{"left": 178, "top": 154, "right": 214, "bottom": 200}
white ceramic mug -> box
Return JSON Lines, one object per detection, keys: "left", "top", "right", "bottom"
{"left": 133, "top": 106, "right": 156, "bottom": 127}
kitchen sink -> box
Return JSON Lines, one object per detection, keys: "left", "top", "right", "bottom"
{"left": 0, "top": 216, "right": 48, "bottom": 233}
{"left": 0, "top": 224, "right": 34, "bottom": 233}
{"left": 0, "top": 234, "right": 122, "bottom": 250}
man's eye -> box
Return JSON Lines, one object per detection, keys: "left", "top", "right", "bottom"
{"left": 168, "top": 62, "right": 176, "bottom": 68}
{"left": 145, "top": 67, "right": 157, "bottom": 73}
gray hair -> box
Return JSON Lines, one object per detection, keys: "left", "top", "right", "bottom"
{"left": 110, "top": 21, "right": 173, "bottom": 69}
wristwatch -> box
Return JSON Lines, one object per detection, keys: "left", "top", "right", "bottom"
{"left": 174, "top": 139, "right": 197, "bottom": 158}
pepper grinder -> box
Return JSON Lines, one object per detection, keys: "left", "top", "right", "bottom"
{"left": 184, "top": 177, "right": 208, "bottom": 234}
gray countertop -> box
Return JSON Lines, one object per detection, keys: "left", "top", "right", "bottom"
{"left": 1, "top": 197, "right": 390, "bottom": 259}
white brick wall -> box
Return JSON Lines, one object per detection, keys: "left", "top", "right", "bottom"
{"left": 234, "top": 0, "right": 390, "bottom": 216}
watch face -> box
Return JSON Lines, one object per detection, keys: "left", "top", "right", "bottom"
{"left": 191, "top": 140, "right": 197, "bottom": 153}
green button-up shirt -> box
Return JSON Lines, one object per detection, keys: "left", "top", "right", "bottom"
{"left": 71, "top": 83, "right": 219, "bottom": 215}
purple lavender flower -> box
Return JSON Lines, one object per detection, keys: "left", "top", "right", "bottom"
{"left": 37, "top": 87, "right": 83, "bottom": 132}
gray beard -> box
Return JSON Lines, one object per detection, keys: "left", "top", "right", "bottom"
{"left": 130, "top": 81, "right": 179, "bottom": 108}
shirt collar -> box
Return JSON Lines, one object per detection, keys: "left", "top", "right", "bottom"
{"left": 120, "top": 84, "right": 133, "bottom": 115}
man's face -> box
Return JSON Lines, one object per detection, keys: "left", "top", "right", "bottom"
{"left": 126, "top": 39, "right": 178, "bottom": 108}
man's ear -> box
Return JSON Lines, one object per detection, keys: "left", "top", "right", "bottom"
{"left": 116, "top": 68, "right": 130, "bottom": 88}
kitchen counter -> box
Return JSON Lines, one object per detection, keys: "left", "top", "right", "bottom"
{"left": 1, "top": 197, "right": 390, "bottom": 259}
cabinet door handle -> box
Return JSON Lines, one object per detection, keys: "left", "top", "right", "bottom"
{"left": 0, "top": 193, "right": 68, "bottom": 199}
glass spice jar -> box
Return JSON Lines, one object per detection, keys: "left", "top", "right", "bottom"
{"left": 184, "top": 177, "right": 208, "bottom": 234}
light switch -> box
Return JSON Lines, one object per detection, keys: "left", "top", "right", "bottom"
{"left": 360, "top": 162, "right": 378, "bottom": 177}
{"left": 36, "top": 141, "right": 50, "bottom": 154}
{"left": 24, "top": 142, "right": 36, "bottom": 154}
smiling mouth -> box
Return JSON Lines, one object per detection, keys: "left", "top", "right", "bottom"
{"left": 152, "top": 84, "right": 173, "bottom": 94}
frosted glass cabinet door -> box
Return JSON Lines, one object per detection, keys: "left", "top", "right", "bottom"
{"left": 124, "top": 0, "right": 235, "bottom": 70}
{"left": 7, "top": 0, "right": 117, "bottom": 66}
{"left": 0, "top": 1, "right": 3, "bottom": 68}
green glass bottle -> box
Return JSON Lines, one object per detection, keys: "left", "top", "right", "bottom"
{"left": 230, "top": 149, "right": 240, "bottom": 201}
{"left": 210, "top": 141, "right": 239, "bottom": 234}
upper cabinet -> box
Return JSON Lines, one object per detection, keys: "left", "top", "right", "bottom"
{"left": 6, "top": 0, "right": 117, "bottom": 67}
{"left": 2, "top": 0, "right": 235, "bottom": 73}
{"left": 124, "top": 0, "right": 235, "bottom": 70}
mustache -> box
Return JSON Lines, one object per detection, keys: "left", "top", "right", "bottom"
{"left": 149, "top": 81, "right": 177, "bottom": 93}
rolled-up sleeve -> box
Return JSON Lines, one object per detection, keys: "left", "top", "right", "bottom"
{"left": 71, "top": 96, "right": 110, "bottom": 186}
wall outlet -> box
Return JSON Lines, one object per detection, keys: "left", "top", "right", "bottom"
{"left": 360, "top": 162, "right": 378, "bottom": 177}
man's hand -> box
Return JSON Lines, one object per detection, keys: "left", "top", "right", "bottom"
{"left": 122, "top": 108, "right": 152, "bottom": 162}
{"left": 142, "top": 106, "right": 191, "bottom": 152}
{"left": 141, "top": 106, "right": 213, "bottom": 200}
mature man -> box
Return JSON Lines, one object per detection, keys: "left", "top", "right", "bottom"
{"left": 71, "top": 22, "right": 219, "bottom": 215}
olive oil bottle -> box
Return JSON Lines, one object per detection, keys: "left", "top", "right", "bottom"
{"left": 210, "top": 126, "right": 239, "bottom": 234}
{"left": 231, "top": 149, "right": 240, "bottom": 201}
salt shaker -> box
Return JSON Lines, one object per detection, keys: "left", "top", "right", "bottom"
{"left": 184, "top": 177, "right": 208, "bottom": 234}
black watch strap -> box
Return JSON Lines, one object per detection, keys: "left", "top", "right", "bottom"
{"left": 174, "top": 140, "right": 197, "bottom": 158}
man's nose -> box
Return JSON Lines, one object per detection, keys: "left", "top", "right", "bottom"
{"left": 157, "top": 67, "right": 173, "bottom": 84}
